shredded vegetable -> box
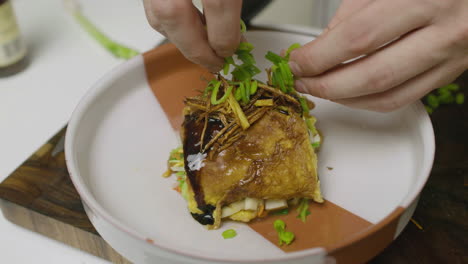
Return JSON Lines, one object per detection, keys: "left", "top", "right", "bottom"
{"left": 296, "top": 198, "right": 311, "bottom": 222}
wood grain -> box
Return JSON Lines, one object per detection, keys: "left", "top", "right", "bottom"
{"left": 0, "top": 127, "right": 130, "bottom": 263}
{"left": 0, "top": 72, "right": 466, "bottom": 264}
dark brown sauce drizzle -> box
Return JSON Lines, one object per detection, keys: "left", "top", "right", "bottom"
{"left": 190, "top": 204, "right": 216, "bottom": 225}
{"left": 183, "top": 114, "right": 224, "bottom": 225}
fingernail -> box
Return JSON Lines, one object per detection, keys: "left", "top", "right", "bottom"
{"left": 295, "top": 79, "right": 306, "bottom": 93}
{"left": 288, "top": 61, "right": 302, "bottom": 76}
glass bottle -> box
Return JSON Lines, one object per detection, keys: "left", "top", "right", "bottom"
{"left": 0, "top": 0, "right": 27, "bottom": 77}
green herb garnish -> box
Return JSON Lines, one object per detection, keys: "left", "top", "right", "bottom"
{"left": 296, "top": 198, "right": 311, "bottom": 222}
{"left": 271, "top": 208, "right": 289, "bottom": 215}
{"left": 456, "top": 93, "right": 464, "bottom": 105}
{"left": 424, "top": 83, "right": 464, "bottom": 114}
{"left": 66, "top": 0, "right": 139, "bottom": 59}
{"left": 222, "top": 229, "right": 237, "bottom": 239}
{"left": 273, "top": 219, "right": 295, "bottom": 246}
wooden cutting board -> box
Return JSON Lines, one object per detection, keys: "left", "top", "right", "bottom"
{"left": 0, "top": 72, "right": 466, "bottom": 264}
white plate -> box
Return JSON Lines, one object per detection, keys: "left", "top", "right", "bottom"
{"left": 65, "top": 31, "right": 435, "bottom": 264}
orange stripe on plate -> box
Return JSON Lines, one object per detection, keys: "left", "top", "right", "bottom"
{"left": 328, "top": 206, "right": 404, "bottom": 264}
{"left": 248, "top": 200, "right": 372, "bottom": 253}
{"left": 143, "top": 44, "right": 213, "bottom": 130}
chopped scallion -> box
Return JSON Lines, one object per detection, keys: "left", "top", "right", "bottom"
{"left": 456, "top": 93, "right": 464, "bottom": 104}
{"left": 284, "top": 43, "right": 301, "bottom": 59}
{"left": 222, "top": 229, "right": 237, "bottom": 239}
{"left": 296, "top": 198, "right": 311, "bottom": 222}
{"left": 265, "top": 51, "right": 285, "bottom": 64}
{"left": 273, "top": 219, "right": 295, "bottom": 246}
{"left": 250, "top": 80, "right": 258, "bottom": 95}
{"left": 211, "top": 81, "right": 233, "bottom": 105}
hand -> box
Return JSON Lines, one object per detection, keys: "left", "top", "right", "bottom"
{"left": 289, "top": 0, "right": 468, "bottom": 112}
{"left": 143, "top": 0, "right": 243, "bottom": 72}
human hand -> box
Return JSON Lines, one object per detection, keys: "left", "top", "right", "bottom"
{"left": 289, "top": 0, "right": 468, "bottom": 112}
{"left": 143, "top": 0, "right": 243, "bottom": 72}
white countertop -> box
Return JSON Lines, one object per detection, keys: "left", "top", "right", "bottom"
{"left": 0, "top": 0, "right": 163, "bottom": 263}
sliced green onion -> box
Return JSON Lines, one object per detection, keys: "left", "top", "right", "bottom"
{"left": 265, "top": 51, "right": 285, "bottom": 64}
{"left": 240, "top": 20, "right": 247, "bottom": 33}
{"left": 278, "top": 62, "right": 293, "bottom": 91}
{"left": 250, "top": 80, "right": 258, "bottom": 95}
{"left": 275, "top": 68, "right": 287, "bottom": 92}
{"left": 222, "top": 229, "right": 237, "bottom": 239}
{"left": 71, "top": 10, "right": 139, "bottom": 59}
{"left": 232, "top": 66, "right": 250, "bottom": 81}
{"left": 236, "top": 50, "right": 256, "bottom": 65}
{"left": 235, "top": 87, "right": 242, "bottom": 101}
{"left": 425, "top": 105, "right": 433, "bottom": 114}
{"left": 225, "top": 56, "right": 235, "bottom": 65}
{"left": 243, "top": 64, "right": 261, "bottom": 76}
{"left": 426, "top": 94, "right": 439, "bottom": 108}
{"left": 456, "top": 93, "right": 464, "bottom": 104}
{"left": 299, "top": 97, "right": 310, "bottom": 114}
{"left": 223, "top": 63, "right": 230, "bottom": 75}
{"left": 305, "top": 116, "right": 318, "bottom": 135}
{"left": 211, "top": 81, "right": 233, "bottom": 105}
{"left": 237, "top": 42, "right": 254, "bottom": 52}
{"left": 442, "top": 83, "right": 460, "bottom": 92}
{"left": 284, "top": 43, "right": 301, "bottom": 59}
{"left": 296, "top": 198, "right": 311, "bottom": 223}
{"left": 438, "top": 93, "right": 454, "bottom": 104}
{"left": 274, "top": 219, "right": 285, "bottom": 231}
{"left": 271, "top": 208, "right": 289, "bottom": 215}
{"left": 273, "top": 219, "right": 295, "bottom": 246}
{"left": 238, "top": 82, "right": 249, "bottom": 104}
{"left": 245, "top": 79, "right": 251, "bottom": 97}
{"left": 279, "top": 231, "right": 295, "bottom": 246}
{"left": 311, "top": 142, "right": 320, "bottom": 149}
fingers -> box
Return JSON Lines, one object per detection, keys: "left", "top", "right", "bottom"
{"left": 146, "top": 0, "right": 224, "bottom": 72}
{"left": 289, "top": 0, "right": 433, "bottom": 77}
{"left": 294, "top": 26, "right": 446, "bottom": 99}
{"left": 333, "top": 60, "right": 465, "bottom": 112}
{"left": 326, "top": 0, "right": 374, "bottom": 31}
{"left": 202, "top": 0, "right": 243, "bottom": 58}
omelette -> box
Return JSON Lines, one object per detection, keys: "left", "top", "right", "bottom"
{"left": 164, "top": 45, "right": 323, "bottom": 229}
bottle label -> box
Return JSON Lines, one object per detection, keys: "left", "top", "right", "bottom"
{"left": 0, "top": 1, "right": 26, "bottom": 67}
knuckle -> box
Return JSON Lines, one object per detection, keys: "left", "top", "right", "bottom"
{"left": 315, "top": 79, "right": 332, "bottom": 99}
{"left": 202, "top": 0, "right": 225, "bottom": 10}
{"left": 148, "top": 19, "right": 163, "bottom": 32}
{"left": 454, "top": 23, "right": 468, "bottom": 44}
{"left": 211, "top": 39, "right": 238, "bottom": 57}
{"left": 343, "top": 25, "right": 375, "bottom": 56}
{"left": 364, "top": 66, "right": 396, "bottom": 93}
{"left": 184, "top": 50, "right": 205, "bottom": 63}
{"left": 153, "top": 1, "right": 186, "bottom": 22}
{"left": 376, "top": 97, "right": 402, "bottom": 113}
{"left": 420, "top": 0, "right": 453, "bottom": 13}
{"left": 294, "top": 49, "right": 323, "bottom": 75}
